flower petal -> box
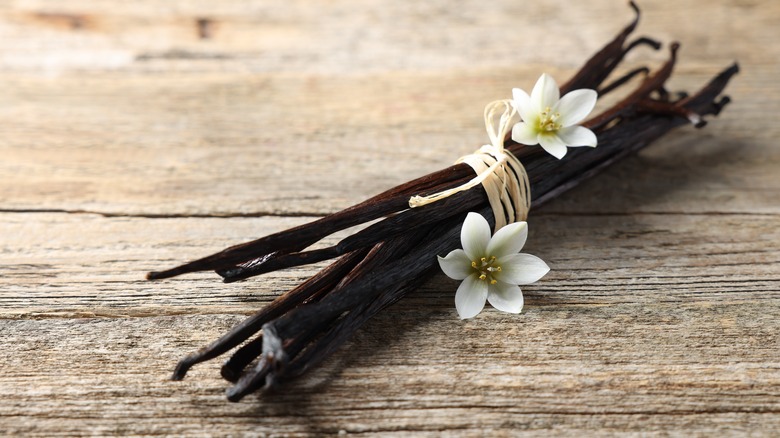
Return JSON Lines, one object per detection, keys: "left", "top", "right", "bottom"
{"left": 461, "top": 212, "right": 491, "bottom": 261}
{"left": 495, "top": 253, "right": 550, "bottom": 285}
{"left": 486, "top": 221, "right": 528, "bottom": 258}
{"left": 512, "top": 88, "right": 534, "bottom": 122}
{"left": 511, "top": 121, "right": 539, "bottom": 146}
{"left": 538, "top": 133, "right": 568, "bottom": 159}
{"left": 455, "top": 274, "right": 488, "bottom": 319}
{"left": 554, "top": 89, "right": 597, "bottom": 127}
{"left": 557, "top": 125, "right": 597, "bottom": 147}
{"left": 437, "top": 249, "right": 473, "bottom": 281}
{"left": 487, "top": 281, "right": 524, "bottom": 314}
{"left": 531, "top": 73, "right": 560, "bottom": 111}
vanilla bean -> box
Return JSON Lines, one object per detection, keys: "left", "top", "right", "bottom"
{"left": 220, "top": 334, "right": 264, "bottom": 382}
{"left": 172, "top": 246, "right": 370, "bottom": 380}
{"left": 278, "top": 277, "right": 418, "bottom": 381}
{"left": 226, "top": 220, "right": 462, "bottom": 400}
{"left": 586, "top": 43, "right": 680, "bottom": 131}
{"left": 222, "top": 224, "right": 435, "bottom": 387}
{"left": 146, "top": 3, "right": 738, "bottom": 401}
{"left": 638, "top": 99, "right": 706, "bottom": 127}
{"left": 181, "top": 65, "right": 736, "bottom": 392}
{"left": 561, "top": 2, "right": 662, "bottom": 92}
{"left": 269, "top": 211, "right": 489, "bottom": 384}
{"left": 226, "top": 225, "right": 437, "bottom": 400}
{"left": 147, "top": 3, "right": 660, "bottom": 282}
{"left": 598, "top": 67, "right": 650, "bottom": 96}
{"left": 678, "top": 63, "right": 738, "bottom": 111}
{"left": 218, "top": 45, "right": 682, "bottom": 284}
{"left": 219, "top": 186, "right": 484, "bottom": 282}
{"left": 221, "top": 62, "right": 738, "bottom": 400}
{"left": 147, "top": 166, "right": 469, "bottom": 280}
{"left": 525, "top": 63, "right": 737, "bottom": 208}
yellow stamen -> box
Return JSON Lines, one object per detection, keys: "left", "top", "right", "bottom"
{"left": 539, "top": 106, "right": 562, "bottom": 132}
{"left": 472, "top": 255, "right": 502, "bottom": 284}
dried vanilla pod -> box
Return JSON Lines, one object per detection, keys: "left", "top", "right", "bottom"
{"left": 147, "top": 3, "right": 737, "bottom": 401}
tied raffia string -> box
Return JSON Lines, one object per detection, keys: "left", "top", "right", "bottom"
{"left": 409, "top": 100, "right": 531, "bottom": 230}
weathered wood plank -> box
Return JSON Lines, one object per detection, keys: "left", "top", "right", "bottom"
{"left": 1, "top": 305, "right": 778, "bottom": 436}
{"left": 1, "top": 212, "right": 779, "bottom": 318}
{"left": 0, "top": 0, "right": 772, "bottom": 73}
{"left": 1, "top": 67, "right": 776, "bottom": 216}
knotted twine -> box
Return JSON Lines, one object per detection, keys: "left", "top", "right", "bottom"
{"left": 409, "top": 100, "right": 531, "bottom": 231}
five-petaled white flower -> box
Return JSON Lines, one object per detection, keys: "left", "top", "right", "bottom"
{"left": 511, "top": 73, "right": 598, "bottom": 160}
{"left": 438, "top": 212, "right": 550, "bottom": 319}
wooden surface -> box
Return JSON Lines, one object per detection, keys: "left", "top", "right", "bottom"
{"left": 1, "top": 0, "right": 778, "bottom": 436}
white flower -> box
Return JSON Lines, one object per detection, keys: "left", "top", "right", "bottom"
{"left": 438, "top": 212, "right": 550, "bottom": 319}
{"left": 511, "top": 73, "right": 598, "bottom": 160}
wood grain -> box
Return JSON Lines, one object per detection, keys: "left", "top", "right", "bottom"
{"left": 1, "top": 0, "right": 778, "bottom": 435}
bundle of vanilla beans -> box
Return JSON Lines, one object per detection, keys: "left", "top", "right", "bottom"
{"left": 147, "top": 3, "right": 737, "bottom": 402}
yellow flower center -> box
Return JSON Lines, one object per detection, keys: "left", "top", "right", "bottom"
{"left": 471, "top": 256, "right": 502, "bottom": 284}
{"left": 538, "top": 106, "right": 562, "bottom": 132}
